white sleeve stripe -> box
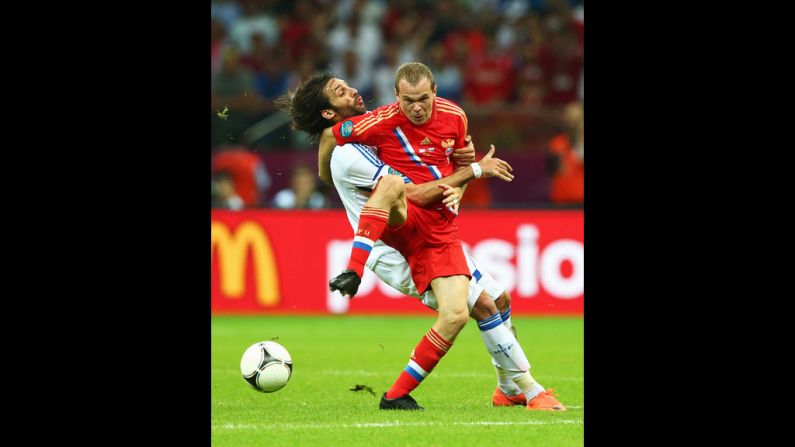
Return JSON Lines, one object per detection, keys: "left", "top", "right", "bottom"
{"left": 352, "top": 143, "right": 383, "bottom": 167}
{"left": 372, "top": 164, "right": 386, "bottom": 180}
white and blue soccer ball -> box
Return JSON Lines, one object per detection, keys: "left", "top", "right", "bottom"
{"left": 240, "top": 341, "right": 293, "bottom": 393}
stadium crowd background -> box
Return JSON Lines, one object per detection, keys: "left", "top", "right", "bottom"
{"left": 211, "top": 0, "right": 583, "bottom": 210}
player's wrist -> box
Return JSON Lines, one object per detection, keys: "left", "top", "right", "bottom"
{"left": 470, "top": 162, "right": 482, "bottom": 179}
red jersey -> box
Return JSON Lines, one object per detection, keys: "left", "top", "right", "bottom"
{"left": 332, "top": 98, "right": 468, "bottom": 187}
{"left": 333, "top": 98, "right": 472, "bottom": 289}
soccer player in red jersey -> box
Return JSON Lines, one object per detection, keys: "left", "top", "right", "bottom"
{"left": 324, "top": 64, "right": 489, "bottom": 408}
{"left": 277, "top": 66, "right": 565, "bottom": 412}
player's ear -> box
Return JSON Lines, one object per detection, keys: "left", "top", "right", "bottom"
{"left": 321, "top": 109, "right": 335, "bottom": 120}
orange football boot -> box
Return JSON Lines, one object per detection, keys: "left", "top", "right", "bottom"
{"left": 492, "top": 387, "right": 527, "bottom": 406}
{"left": 526, "top": 389, "right": 566, "bottom": 411}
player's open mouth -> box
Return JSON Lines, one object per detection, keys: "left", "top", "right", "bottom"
{"left": 357, "top": 97, "right": 363, "bottom": 107}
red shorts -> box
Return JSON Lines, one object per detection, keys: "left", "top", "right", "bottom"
{"left": 380, "top": 202, "right": 470, "bottom": 295}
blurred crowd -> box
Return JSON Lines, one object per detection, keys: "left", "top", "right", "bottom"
{"left": 211, "top": 0, "right": 584, "bottom": 209}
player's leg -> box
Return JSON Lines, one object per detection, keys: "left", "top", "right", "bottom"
{"left": 494, "top": 291, "right": 516, "bottom": 338}
{"left": 330, "top": 175, "right": 407, "bottom": 297}
{"left": 469, "top": 292, "right": 525, "bottom": 405}
{"left": 380, "top": 274, "right": 469, "bottom": 410}
{"left": 428, "top": 275, "right": 471, "bottom": 342}
{"left": 468, "top": 256, "right": 565, "bottom": 410}
{"left": 464, "top": 254, "right": 524, "bottom": 401}
{"left": 491, "top": 289, "right": 565, "bottom": 410}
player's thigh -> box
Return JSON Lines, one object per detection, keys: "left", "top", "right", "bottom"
{"left": 422, "top": 280, "right": 484, "bottom": 313}
{"left": 372, "top": 175, "right": 407, "bottom": 226}
{"left": 370, "top": 249, "right": 420, "bottom": 298}
{"left": 429, "top": 275, "right": 470, "bottom": 315}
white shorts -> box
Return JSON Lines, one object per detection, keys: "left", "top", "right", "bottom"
{"left": 367, "top": 244, "right": 506, "bottom": 312}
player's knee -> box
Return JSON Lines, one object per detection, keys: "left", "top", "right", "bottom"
{"left": 441, "top": 307, "right": 469, "bottom": 331}
{"left": 379, "top": 175, "right": 404, "bottom": 196}
{"left": 495, "top": 290, "right": 512, "bottom": 313}
{"left": 470, "top": 292, "right": 498, "bottom": 320}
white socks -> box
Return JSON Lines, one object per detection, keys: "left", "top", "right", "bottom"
{"left": 478, "top": 309, "right": 545, "bottom": 399}
{"left": 477, "top": 312, "right": 534, "bottom": 395}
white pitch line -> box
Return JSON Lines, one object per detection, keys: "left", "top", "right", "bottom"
{"left": 316, "top": 370, "right": 584, "bottom": 382}
{"left": 214, "top": 419, "right": 583, "bottom": 430}
{"left": 213, "top": 368, "right": 583, "bottom": 382}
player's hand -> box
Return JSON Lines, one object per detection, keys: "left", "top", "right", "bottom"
{"left": 451, "top": 135, "right": 476, "bottom": 166}
{"left": 477, "top": 145, "right": 514, "bottom": 182}
{"left": 439, "top": 184, "right": 462, "bottom": 215}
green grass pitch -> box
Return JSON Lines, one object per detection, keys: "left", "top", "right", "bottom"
{"left": 212, "top": 315, "right": 583, "bottom": 446}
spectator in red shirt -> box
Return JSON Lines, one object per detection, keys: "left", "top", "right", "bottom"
{"left": 211, "top": 146, "right": 271, "bottom": 208}
{"left": 547, "top": 101, "right": 584, "bottom": 204}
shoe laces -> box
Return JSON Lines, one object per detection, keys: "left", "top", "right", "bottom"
{"left": 533, "top": 389, "right": 559, "bottom": 403}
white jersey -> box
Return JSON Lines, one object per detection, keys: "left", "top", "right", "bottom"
{"left": 330, "top": 142, "right": 410, "bottom": 255}
{"left": 329, "top": 143, "right": 504, "bottom": 310}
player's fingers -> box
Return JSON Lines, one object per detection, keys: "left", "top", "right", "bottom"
{"left": 443, "top": 190, "right": 458, "bottom": 201}
{"left": 465, "top": 134, "right": 472, "bottom": 143}
{"left": 494, "top": 168, "right": 512, "bottom": 181}
{"left": 484, "top": 144, "right": 495, "bottom": 159}
{"left": 493, "top": 158, "right": 512, "bottom": 173}
{"left": 438, "top": 184, "right": 451, "bottom": 190}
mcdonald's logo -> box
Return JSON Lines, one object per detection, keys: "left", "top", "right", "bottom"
{"left": 211, "top": 221, "right": 280, "bottom": 306}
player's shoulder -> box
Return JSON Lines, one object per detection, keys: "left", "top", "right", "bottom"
{"left": 346, "top": 103, "right": 401, "bottom": 133}
{"left": 332, "top": 143, "right": 383, "bottom": 166}
{"left": 436, "top": 97, "right": 467, "bottom": 117}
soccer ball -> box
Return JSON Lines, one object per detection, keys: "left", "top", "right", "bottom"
{"left": 240, "top": 341, "right": 293, "bottom": 393}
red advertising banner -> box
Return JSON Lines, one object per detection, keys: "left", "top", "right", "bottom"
{"left": 211, "top": 210, "right": 583, "bottom": 315}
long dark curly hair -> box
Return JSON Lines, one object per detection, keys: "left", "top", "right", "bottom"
{"left": 275, "top": 73, "right": 335, "bottom": 143}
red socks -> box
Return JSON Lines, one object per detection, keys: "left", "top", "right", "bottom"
{"left": 347, "top": 206, "right": 389, "bottom": 277}
{"left": 386, "top": 328, "right": 452, "bottom": 399}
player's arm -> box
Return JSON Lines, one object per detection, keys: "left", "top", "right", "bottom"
{"left": 323, "top": 112, "right": 388, "bottom": 186}
{"left": 451, "top": 135, "right": 476, "bottom": 166}
{"left": 452, "top": 110, "right": 474, "bottom": 168}
{"left": 450, "top": 134, "right": 474, "bottom": 202}
{"left": 404, "top": 166, "right": 475, "bottom": 207}
{"left": 331, "top": 104, "right": 395, "bottom": 146}
{"left": 408, "top": 131, "right": 475, "bottom": 206}
{"left": 318, "top": 127, "right": 336, "bottom": 187}
{"left": 449, "top": 112, "right": 473, "bottom": 208}
{"left": 405, "top": 144, "right": 514, "bottom": 207}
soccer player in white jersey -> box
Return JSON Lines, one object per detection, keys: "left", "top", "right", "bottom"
{"left": 276, "top": 73, "right": 565, "bottom": 411}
